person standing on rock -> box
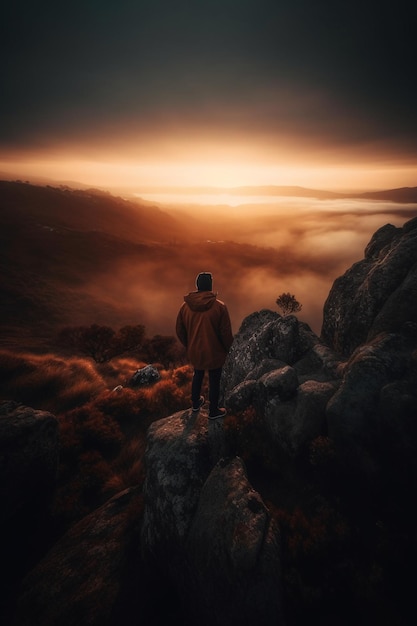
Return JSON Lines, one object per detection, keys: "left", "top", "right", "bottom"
{"left": 176, "top": 272, "right": 233, "bottom": 419}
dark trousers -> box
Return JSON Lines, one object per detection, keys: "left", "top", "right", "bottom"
{"left": 192, "top": 367, "right": 222, "bottom": 410}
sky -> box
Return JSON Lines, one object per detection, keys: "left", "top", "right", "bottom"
{"left": 1, "top": 0, "right": 416, "bottom": 191}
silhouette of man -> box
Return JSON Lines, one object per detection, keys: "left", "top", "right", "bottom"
{"left": 176, "top": 272, "right": 233, "bottom": 419}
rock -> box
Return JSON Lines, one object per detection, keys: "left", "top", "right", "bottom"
{"left": 0, "top": 401, "right": 59, "bottom": 523}
{"left": 288, "top": 380, "right": 339, "bottom": 455}
{"left": 259, "top": 365, "right": 299, "bottom": 401}
{"left": 14, "top": 487, "right": 147, "bottom": 626}
{"left": 321, "top": 217, "right": 417, "bottom": 356}
{"left": 262, "top": 379, "right": 338, "bottom": 460}
{"left": 326, "top": 332, "right": 411, "bottom": 479}
{"left": 0, "top": 402, "right": 60, "bottom": 622}
{"left": 140, "top": 413, "right": 285, "bottom": 626}
{"left": 369, "top": 262, "right": 417, "bottom": 341}
{"left": 244, "top": 357, "right": 287, "bottom": 381}
{"left": 185, "top": 457, "right": 284, "bottom": 626}
{"left": 221, "top": 310, "right": 318, "bottom": 398}
{"left": 128, "top": 364, "right": 160, "bottom": 387}
{"left": 225, "top": 379, "right": 258, "bottom": 413}
{"left": 141, "top": 410, "right": 212, "bottom": 563}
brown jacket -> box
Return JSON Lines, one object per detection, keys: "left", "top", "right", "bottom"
{"left": 176, "top": 291, "right": 233, "bottom": 370}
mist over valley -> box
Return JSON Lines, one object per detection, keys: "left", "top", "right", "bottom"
{"left": 1, "top": 179, "right": 416, "bottom": 352}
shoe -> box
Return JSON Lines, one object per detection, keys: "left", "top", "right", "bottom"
{"left": 208, "top": 408, "right": 227, "bottom": 420}
{"left": 192, "top": 396, "right": 205, "bottom": 412}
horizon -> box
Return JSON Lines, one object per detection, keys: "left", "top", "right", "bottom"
{"left": 0, "top": 159, "right": 416, "bottom": 196}
{"left": 1, "top": 168, "right": 416, "bottom": 199}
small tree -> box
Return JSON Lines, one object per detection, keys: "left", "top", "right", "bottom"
{"left": 141, "top": 334, "right": 185, "bottom": 368}
{"left": 58, "top": 324, "right": 145, "bottom": 363}
{"left": 276, "top": 292, "right": 302, "bottom": 316}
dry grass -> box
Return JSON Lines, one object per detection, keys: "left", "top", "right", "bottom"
{"left": 0, "top": 349, "right": 195, "bottom": 528}
{"left": 0, "top": 349, "right": 106, "bottom": 413}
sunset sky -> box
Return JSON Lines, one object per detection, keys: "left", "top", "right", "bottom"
{"left": 1, "top": 0, "right": 416, "bottom": 191}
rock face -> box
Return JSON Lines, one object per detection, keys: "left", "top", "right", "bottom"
{"left": 321, "top": 216, "right": 417, "bottom": 356}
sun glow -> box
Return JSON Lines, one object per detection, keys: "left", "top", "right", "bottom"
{"left": 0, "top": 142, "right": 416, "bottom": 193}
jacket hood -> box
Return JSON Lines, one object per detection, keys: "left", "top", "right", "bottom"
{"left": 184, "top": 291, "right": 217, "bottom": 311}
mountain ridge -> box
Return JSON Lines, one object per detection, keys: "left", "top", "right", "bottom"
{"left": 2, "top": 174, "right": 417, "bottom": 203}
{"left": 132, "top": 184, "right": 417, "bottom": 203}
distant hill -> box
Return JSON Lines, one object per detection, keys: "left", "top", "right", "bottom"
{"left": 353, "top": 187, "right": 417, "bottom": 203}
{"left": 0, "top": 180, "right": 189, "bottom": 245}
{"left": 132, "top": 184, "right": 417, "bottom": 203}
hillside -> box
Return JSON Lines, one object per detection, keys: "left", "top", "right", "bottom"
{"left": 0, "top": 180, "right": 188, "bottom": 244}
{"left": 0, "top": 181, "right": 191, "bottom": 347}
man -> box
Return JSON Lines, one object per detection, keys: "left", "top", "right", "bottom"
{"left": 176, "top": 272, "right": 233, "bottom": 419}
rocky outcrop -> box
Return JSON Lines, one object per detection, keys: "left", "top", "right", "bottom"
{"left": 221, "top": 217, "right": 417, "bottom": 482}
{"left": 221, "top": 311, "right": 321, "bottom": 394}
{"left": 321, "top": 216, "right": 417, "bottom": 356}
{"left": 141, "top": 408, "right": 284, "bottom": 626}
{"left": 221, "top": 312, "right": 344, "bottom": 463}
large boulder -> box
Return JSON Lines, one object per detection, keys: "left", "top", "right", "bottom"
{"left": 221, "top": 310, "right": 319, "bottom": 397}
{"left": 261, "top": 379, "right": 338, "bottom": 460}
{"left": 141, "top": 409, "right": 285, "bottom": 626}
{"left": 222, "top": 311, "right": 343, "bottom": 462}
{"left": 141, "top": 409, "right": 212, "bottom": 563}
{"left": 326, "top": 332, "right": 414, "bottom": 480}
{"left": 321, "top": 216, "right": 417, "bottom": 356}
{"left": 185, "top": 457, "right": 284, "bottom": 626}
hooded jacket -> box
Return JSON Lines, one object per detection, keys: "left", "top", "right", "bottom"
{"left": 176, "top": 291, "right": 233, "bottom": 370}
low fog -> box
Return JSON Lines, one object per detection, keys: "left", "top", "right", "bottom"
{"left": 2, "top": 181, "right": 416, "bottom": 351}
{"left": 88, "top": 198, "right": 417, "bottom": 338}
